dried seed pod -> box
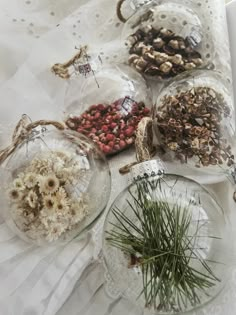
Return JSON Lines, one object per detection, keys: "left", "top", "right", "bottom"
{"left": 163, "top": 45, "right": 176, "bottom": 56}
{"left": 169, "top": 54, "right": 183, "bottom": 65}
{"left": 135, "top": 57, "right": 148, "bottom": 70}
{"left": 153, "top": 38, "right": 165, "bottom": 49}
{"left": 168, "top": 40, "right": 179, "bottom": 50}
{"left": 160, "top": 62, "right": 173, "bottom": 74}
{"left": 191, "top": 58, "right": 203, "bottom": 66}
{"left": 171, "top": 65, "right": 185, "bottom": 75}
{"left": 154, "top": 52, "right": 169, "bottom": 64}
{"left": 140, "top": 24, "right": 153, "bottom": 33}
{"left": 127, "top": 26, "right": 204, "bottom": 79}
{"left": 143, "top": 51, "right": 156, "bottom": 62}
{"left": 130, "top": 42, "right": 145, "bottom": 55}
{"left": 127, "top": 35, "right": 138, "bottom": 46}
{"left": 184, "top": 62, "right": 196, "bottom": 70}
{"left": 128, "top": 54, "right": 139, "bottom": 64}
{"left": 160, "top": 28, "right": 174, "bottom": 38}
{"left": 144, "top": 64, "right": 161, "bottom": 76}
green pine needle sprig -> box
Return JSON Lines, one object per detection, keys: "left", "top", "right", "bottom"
{"left": 106, "top": 178, "right": 221, "bottom": 313}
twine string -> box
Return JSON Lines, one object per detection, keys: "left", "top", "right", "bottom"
{"left": 119, "top": 117, "right": 156, "bottom": 174}
{"left": 51, "top": 46, "right": 88, "bottom": 79}
{"left": 117, "top": 0, "right": 128, "bottom": 23}
{"left": 0, "top": 116, "right": 65, "bottom": 165}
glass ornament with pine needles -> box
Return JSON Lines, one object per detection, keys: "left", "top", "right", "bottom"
{"left": 102, "top": 173, "right": 232, "bottom": 314}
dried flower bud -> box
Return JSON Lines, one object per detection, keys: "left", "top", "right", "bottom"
{"left": 160, "top": 62, "right": 173, "bottom": 74}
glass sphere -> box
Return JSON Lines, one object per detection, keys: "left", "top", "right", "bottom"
{"left": 103, "top": 172, "right": 232, "bottom": 314}
{"left": 153, "top": 70, "right": 235, "bottom": 178}
{"left": 0, "top": 126, "right": 111, "bottom": 245}
{"left": 121, "top": 1, "right": 213, "bottom": 80}
{"left": 64, "top": 64, "right": 152, "bottom": 156}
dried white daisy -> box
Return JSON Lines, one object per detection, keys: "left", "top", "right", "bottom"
{"left": 53, "top": 157, "right": 65, "bottom": 173}
{"left": 39, "top": 174, "right": 59, "bottom": 194}
{"left": 43, "top": 195, "right": 56, "bottom": 211}
{"left": 26, "top": 191, "right": 38, "bottom": 208}
{"left": 55, "top": 198, "right": 69, "bottom": 214}
{"left": 8, "top": 189, "right": 23, "bottom": 202}
{"left": 40, "top": 208, "right": 57, "bottom": 223}
{"left": 56, "top": 168, "right": 72, "bottom": 182}
{"left": 70, "top": 198, "right": 88, "bottom": 224}
{"left": 46, "top": 222, "right": 67, "bottom": 242}
{"left": 24, "top": 172, "right": 39, "bottom": 188}
{"left": 55, "top": 151, "right": 72, "bottom": 163}
{"left": 13, "top": 178, "right": 25, "bottom": 191}
{"left": 56, "top": 187, "right": 67, "bottom": 201}
{"left": 29, "top": 157, "right": 53, "bottom": 175}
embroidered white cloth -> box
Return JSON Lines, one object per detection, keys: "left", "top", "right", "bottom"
{"left": 0, "top": 0, "right": 235, "bottom": 314}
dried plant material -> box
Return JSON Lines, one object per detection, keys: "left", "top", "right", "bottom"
{"left": 8, "top": 151, "right": 88, "bottom": 243}
{"left": 106, "top": 178, "right": 221, "bottom": 312}
{"left": 65, "top": 98, "right": 150, "bottom": 156}
{"left": 155, "top": 87, "right": 234, "bottom": 168}
{"left": 51, "top": 46, "right": 88, "bottom": 79}
{"left": 127, "top": 26, "right": 203, "bottom": 79}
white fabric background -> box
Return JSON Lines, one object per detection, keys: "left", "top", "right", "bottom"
{"left": 0, "top": 0, "right": 235, "bottom": 314}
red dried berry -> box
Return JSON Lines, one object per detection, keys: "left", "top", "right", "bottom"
{"left": 119, "top": 140, "right": 126, "bottom": 149}
{"left": 108, "top": 141, "right": 115, "bottom": 148}
{"left": 103, "top": 145, "right": 112, "bottom": 154}
{"left": 106, "top": 134, "right": 115, "bottom": 141}
{"left": 110, "top": 122, "right": 117, "bottom": 129}
{"left": 114, "top": 144, "right": 120, "bottom": 151}
{"left": 97, "top": 104, "right": 106, "bottom": 111}
{"left": 101, "top": 125, "right": 109, "bottom": 132}
{"left": 125, "top": 127, "right": 135, "bottom": 137}
{"left": 94, "top": 112, "right": 101, "bottom": 120}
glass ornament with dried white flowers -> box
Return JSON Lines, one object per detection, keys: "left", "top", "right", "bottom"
{"left": 0, "top": 116, "right": 111, "bottom": 245}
